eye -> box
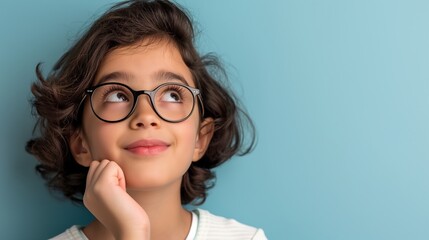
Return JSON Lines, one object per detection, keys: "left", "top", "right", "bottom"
{"left": 105, "top": 91, "right": 129, "bottom": 102}
{"left": 101, "top": 86, "right": 130, "bottom": 103}
{"left": 160, "top": 86, "right": 184, "bottom": 103}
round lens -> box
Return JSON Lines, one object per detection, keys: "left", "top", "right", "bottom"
{"left": 154, "top": 84, "right": 194, "bottom": 121}
{"left": 91, "top": 83, "right": 134, "bottom": 122}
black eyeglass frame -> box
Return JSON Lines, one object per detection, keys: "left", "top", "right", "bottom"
{"left": 82, "top": 82, "right": 205, "bottom": 123}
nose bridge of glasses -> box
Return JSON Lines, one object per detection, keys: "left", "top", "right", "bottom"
{"left": 133, "top": 89, "right": 156, "bottom": 113}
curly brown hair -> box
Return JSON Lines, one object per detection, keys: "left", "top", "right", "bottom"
{"left": 26, "top": 0, "right": 255, "bottom": 205}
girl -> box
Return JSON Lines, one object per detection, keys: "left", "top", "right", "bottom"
{"left": 27, "top": 0, "right": 266, "bottom": 239}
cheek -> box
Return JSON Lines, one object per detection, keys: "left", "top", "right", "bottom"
{"left": 92, "top": 131, "right": 120, "bottom": 160}
{"left": 82, "top": 113, "right": 120, "bottom": 160}
{"left": 175, "top": 118, "right": 200, "bottom": 154}
{"left": 181, "top": 114, "right": 200, "bottom": 139}
{"left": 180, "top": 127, "right": 198, "bottom": 146}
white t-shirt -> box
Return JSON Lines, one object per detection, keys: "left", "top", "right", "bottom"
{"left": 50, "top": 209, "right": 267, "bottom": 240}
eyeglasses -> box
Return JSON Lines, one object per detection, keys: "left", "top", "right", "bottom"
{"left": 84, "top": 82, "right": 204, "bottom": 123}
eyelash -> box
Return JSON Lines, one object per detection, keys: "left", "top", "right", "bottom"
{"left": 163, "top": 85, "right": 185, "bottom": 94}
{"left": 101, "top": 85, "right": 128, "bottom": 98}
{"left": 97, "top": 83, "right": 187, "bottom": 101}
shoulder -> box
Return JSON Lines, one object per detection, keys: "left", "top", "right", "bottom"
{"left": 195, "top": 209, "right": 267, "bottom": 240}
{"left": 48, "top": 225, "right": 88, "bottom": 240}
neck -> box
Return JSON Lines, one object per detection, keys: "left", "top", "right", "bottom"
{"left": 128, "top": 182, "right": 191, "bottom": 239}
{"left": 84, "top": 181, "right": 192, "bottom": 240}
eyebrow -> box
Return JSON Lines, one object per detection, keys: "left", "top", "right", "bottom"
{"left": 96, "top": 70, "right": 190, "bottom": 86}
{"left": 153, "top": 70, "right": 189, "bottom": 86}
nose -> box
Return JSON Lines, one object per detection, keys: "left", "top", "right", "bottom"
{"left": 129, "top": 94, "right": 160, "bottom": 129}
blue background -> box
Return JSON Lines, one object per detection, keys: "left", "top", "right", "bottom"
{"left": 1, "top": 0, "right": 428, "bottom": 239}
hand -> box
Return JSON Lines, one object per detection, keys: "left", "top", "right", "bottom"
{"left": 83, "top": 160, "right": 150, "bottom": 239}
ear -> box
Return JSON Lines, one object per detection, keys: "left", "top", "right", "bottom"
{"left": 69, "top": 130, "right": 92, "bottom": 167}
{"left": 193, "top": 117, "right": 214, "bottom": 162}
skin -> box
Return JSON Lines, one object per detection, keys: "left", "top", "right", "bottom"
{"left": 69, "top": 39, "right": 214, "bottom": 240}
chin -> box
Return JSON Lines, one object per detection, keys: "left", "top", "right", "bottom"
{"left": 124, "top": 173, "right": 181, "bottom": 191}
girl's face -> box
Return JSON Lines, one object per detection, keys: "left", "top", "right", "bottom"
{"left": 70, "top": 39, "right": 213, "bottom": 191}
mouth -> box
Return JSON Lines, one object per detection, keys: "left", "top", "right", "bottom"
{"left": 125, "top": 139, "right": 170, "bottom": 156}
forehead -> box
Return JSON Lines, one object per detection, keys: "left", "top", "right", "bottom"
{"left": 94, "top": 39, "right": 195, "bottom": 87}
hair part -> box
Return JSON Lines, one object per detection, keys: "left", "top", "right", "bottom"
{"left": 27, "top": 0, "right": 256, "bottom": 205}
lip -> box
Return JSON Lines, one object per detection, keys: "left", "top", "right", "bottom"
{"left": 125, "top": 139, "right": 170, "bottom": 156}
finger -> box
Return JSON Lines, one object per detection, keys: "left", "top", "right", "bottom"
{"left": 97, "top": 161, "right": 126, "bottom": 190}
{"left": 85, "top": 160, "right": 101, "bottom": 190}
{"left": 90, "top": 160, "right": 111, "bottom": 186}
